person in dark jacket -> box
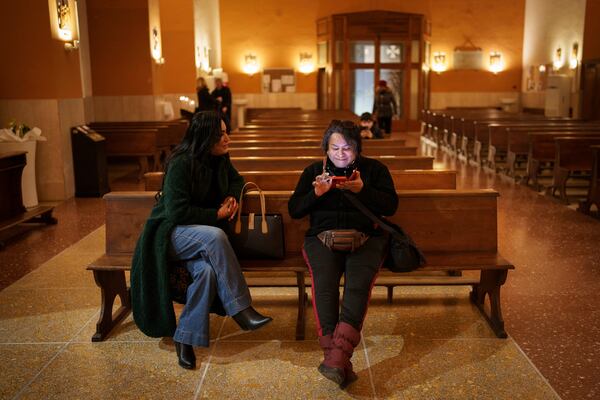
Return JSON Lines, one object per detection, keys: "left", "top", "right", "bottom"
{"left": 372, "top": 80, "right": 397, "bottom": 134}
{"left": 131, "top": 111, "right": 272, "bottom": 371}
{"left": 288, "top": 120, "right": 398, "bottom": 388}
{"left": 195, "top": 77, "right": 214, "bottom": 112}
{"left": 211, "top": 78, "right": 232, "bottom": 132}
{"left": 358, "top": 112, "right": 383, "bottom": 139}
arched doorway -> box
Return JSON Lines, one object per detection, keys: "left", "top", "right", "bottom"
{"left": 316, "top": 11, "right": 431, "bottom": 131}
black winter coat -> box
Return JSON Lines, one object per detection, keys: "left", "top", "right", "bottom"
{"left": 288, "top": 156, "right": 398, "bottom": 236}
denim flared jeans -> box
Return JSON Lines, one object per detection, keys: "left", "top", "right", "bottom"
{"left": 170, "top": 225, "right": 252, "bottom": 347}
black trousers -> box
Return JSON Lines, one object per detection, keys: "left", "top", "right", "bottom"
{"left": 303, "top": 235, "right": 387, "bottom": 336}
{"left": 378, "top": 116, "right": 392, "bottom": 134}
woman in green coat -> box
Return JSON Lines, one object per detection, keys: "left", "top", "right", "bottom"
{"left": 131, "top": 111, "right": 272, "bottom": 370}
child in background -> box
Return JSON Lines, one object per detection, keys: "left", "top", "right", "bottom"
{"left": 358, "top": 112, "right": 384, "bottom": 139}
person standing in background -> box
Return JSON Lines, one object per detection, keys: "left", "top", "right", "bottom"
{"left": 195, "top": 77, "right": 214, "bottom": 112}
{"left": 372, "top": 80, "right": 397, "bottom": 134}
{"left": 212, "top": 78, "right": 232, "bottom": 133}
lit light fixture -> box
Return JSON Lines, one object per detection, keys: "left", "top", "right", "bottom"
{"left": 553, "top": 47, "right": 563, "bottom": 70}
{"left": 298, "top": 52, "right": 315, "bottom": 75}
{"left": 150, "top": 26, "right": 165, "bottom": 65}
{"left": 49, "top": 0, "right": 80, "bottom": 51}
{"left": 539, "top": 64, "right": 546, "bottom": 73}
{"left": 569, "top": 42, "right": 579, "bottom": 70}
{"left": 242, "top": 54, "right": 260, "bottom": 76}
{"left": 431, "top": 52, "right": 447, "bottom": 73}
{"left": 489, "top": 51, "right": 504, "bottom": 74}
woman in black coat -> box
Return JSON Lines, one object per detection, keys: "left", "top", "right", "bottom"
{"left": 288, "top": 120, "right": 398, "bottom": 388}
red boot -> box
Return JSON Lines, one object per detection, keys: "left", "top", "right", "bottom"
{"left": 318, "top": 322, "right": 361, "bottom": 387}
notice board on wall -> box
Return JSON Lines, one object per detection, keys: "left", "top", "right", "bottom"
{"left": 262, "top": 69, "right": 296, "bottom": 93}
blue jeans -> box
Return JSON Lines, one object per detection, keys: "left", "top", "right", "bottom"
{"left": 170, "top": 225, "right": 252, "bottom": 347}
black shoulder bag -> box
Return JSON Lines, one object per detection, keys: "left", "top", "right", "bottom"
{"left": 343, "top": 192, "right": 426, "bottom": 272}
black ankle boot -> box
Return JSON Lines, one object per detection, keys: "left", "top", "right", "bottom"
{"left": 175, "top": 341, "right": 196, "bottom": 369}
{"left": 232, "top": 306, "right": 272, "bottom": 331}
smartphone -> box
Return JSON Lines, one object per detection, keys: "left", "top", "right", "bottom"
{"left": 331, "top": 170, "right": 358, "bottom": 188}
{"left": 330, "top": 176, "right": 347, "bottom": 188}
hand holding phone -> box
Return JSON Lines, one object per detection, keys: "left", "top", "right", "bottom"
{"left": 336, "top": 170, "right": 363, "bottom": 193}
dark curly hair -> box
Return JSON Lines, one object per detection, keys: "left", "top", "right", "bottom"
{"left": 321, "top": 119, "right": 362, "bottom": 154}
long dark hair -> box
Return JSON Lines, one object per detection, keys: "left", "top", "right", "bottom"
{"left": 166, "top": 110, "right": 223, "bottom": 168}
{"left": 158, "top": 111, "right": 224, "bottom": 199}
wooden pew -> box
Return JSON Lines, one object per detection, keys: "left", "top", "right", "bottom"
{"left": 87, "top": 189, "right": 513, "bottom": 341}
{"left": 524, "top": 132, "right": 600, "bottom": 189}
{"left": 505, "top": 127, "right": 600, "bottom": 178}
{"left": 546, "top": 136, "right": 600, "bottom": 203}
{"left": 89, "top": 120, "right": 188, "bottom": 148}
{"left": 144, "top": 169, "right": 458, "bottom": 192}
{"left": 578, "top": 145, "right": 600, "bottom": 214}
{"left": 72, "top": 126, "right": 169, "bottom": 180}
{"left": 230, "top": 156, "right": 434, "bottom": 171}
{"left": 229, "top": 146, "right": 418, "bottom": 157}
{"left": 229, "top": 138, "right": 407, "bottom": 148}
{"left": 486, "top": 123, "right": 600, "bottom": 171}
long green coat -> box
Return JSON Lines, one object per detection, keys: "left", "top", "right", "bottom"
{"left": 131, "top": 153, "right": 244, "bottom": 338}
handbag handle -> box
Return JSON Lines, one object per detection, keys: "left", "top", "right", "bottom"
{"left": 234, "top": 182, "right": 268, "bottom": 234}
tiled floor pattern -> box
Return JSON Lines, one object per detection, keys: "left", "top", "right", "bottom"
{"left": 0, "top": 227, "right": 560, "bottom": 399}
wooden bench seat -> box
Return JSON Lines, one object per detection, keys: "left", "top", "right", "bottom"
{"left": 87, "top": 189, "right": 513, "bottom": 342}
{"left": 488, "top": 124, "right": 600, "bottom": 172}
{"left": 72, "top": 125, "right": 171, "bottom": 180}
{"left": 546, "top": 136, "right": 600, "bottom": 203}
{"left": 144, "top": 169, "right": 458, "bottom": 192}
{"left": 578, "top": 145, "right": 600, "bottom": 214}
{"left": 229, "top": 138, "right": 407, "bottom": 148}
{"left": 229, "top": 145, "right": 417, "bottom": 157}
{"left": 230, "top": 155, "right": 434, "bottom": 171}
{"left": 504, "top": 128, "right": 600, "bottom": 178}
{"left": 524, "top": 132, "right": 600, "bottom": 189}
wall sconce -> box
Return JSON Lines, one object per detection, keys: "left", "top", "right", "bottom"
{"left": 538, "top": 64, "right": 546, "bottom": 73}
{"left": 569, "top": 43, "right": 579, "bottom": 70}
{"left": 431, "top": 52, "right": 447, "bottom": 74}
{"left": 242, "top": 54, "right": 260, "bottom": 76}
{"left": 298, "top": 52, "right": 315, "bottom": 75}
{"left": 49, "top": 0, "right": 80, "bottom": 51}
{"left": 150, "top": 26, "right": 165, "bottom": 65}
{"left": 489, "top": 51, "right": 504, "bottom": 74}
{"left": 553, "top": 47, "right": 563, "bottom": 70}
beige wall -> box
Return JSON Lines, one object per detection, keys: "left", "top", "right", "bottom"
{"left": 155, "top": 0, "right": 196, "bottom": 94}
{"left": 87, "top": 0, "right": 154, "bottom": 96}
{"left": 520, "top": 0, "right": 587, "bottom": 111}
{"left": 219, "top": 0, "right": 524, "bottom": 97}
{"left": 0, "top": 0, "right": 82, "bottom": 99}
{"left": 0, "top": 0, "right": 86, "bottom": 202}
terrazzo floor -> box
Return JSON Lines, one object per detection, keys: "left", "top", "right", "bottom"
{"left": 1, "top": 132, "right": 599, "bottom": 399}
{"left": 0, "top": 227, "right": 559, "bottom": 399}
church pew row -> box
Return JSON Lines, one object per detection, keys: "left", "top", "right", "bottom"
{"left": 578, "top": 145, "right": 600, "bottom": 214}
{"left": 486, "top": 123, "right": 600, "bottom": 171}
{"left": 71, "top": 126, "right": 170, "bottom": 180}
{"left": 87, "top": 189, "right": 513, "bottom": 342}
{"left": 504, "top": 129, "right": 600, "bottom": 178}
{"left": 545, "top": 136, "right": 600, "bottom": 204}
{"left": 524, "top": 132, "right": 600, "bottom": 190}
{"left": 230, "top": 155, "right": 434, "bottom": 171}
{"left": 143, "top": 169, "right": 458, "bottom": 192}
{"left": 228, "top": 145, "right": 417, "bottom": 158}
{"left": 229, "top": 138, "right": 407, "bottom": 148}
{"left": 89, "top": 120, "right": 188, "bottom": 148}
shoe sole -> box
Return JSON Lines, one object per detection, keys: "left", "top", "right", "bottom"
{"left": 318, "top": 364, "right": 345, "bottom": 385}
